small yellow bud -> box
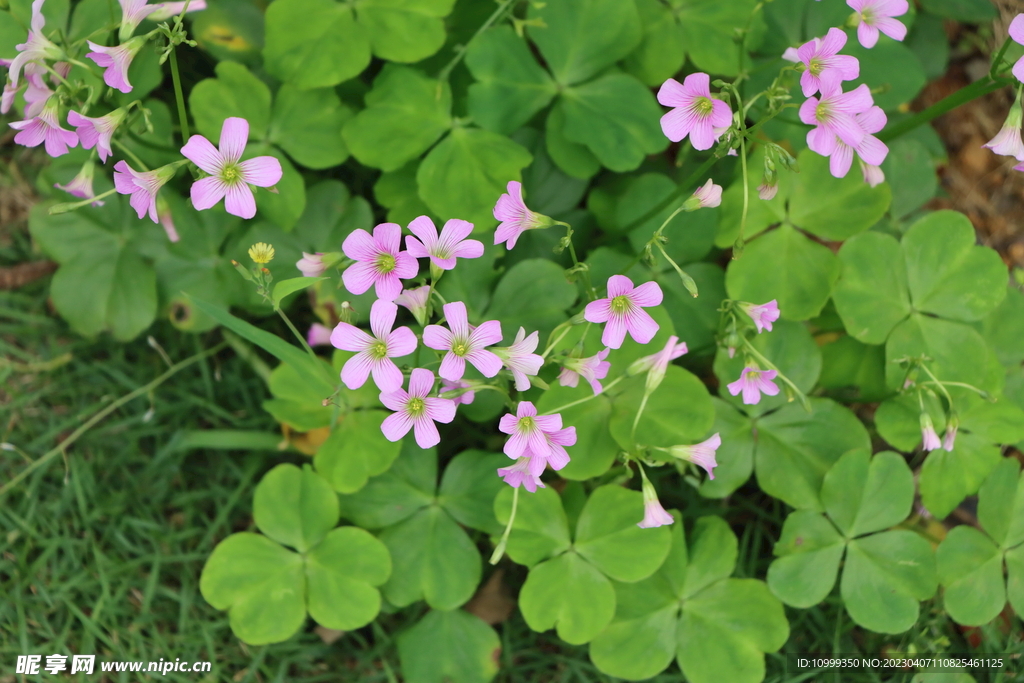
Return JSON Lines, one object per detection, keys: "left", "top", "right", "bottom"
{"left": 248, "top": 242, "right": 275, "bottom": 264}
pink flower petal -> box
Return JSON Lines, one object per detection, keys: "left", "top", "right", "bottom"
{"left": 423, "top": 324, "right": 454, "bottom": 351}
{"left": 408, "top": 368, "right": 435, "bottom": 398}
{"left": 439, "top": 353, "right": 467, "bottom": 382}
{"left": 585, "top": 298, "right": 612, "bottom": 323}
{"left": 330, "top": 322, "right": 374, "bottom": 352}
{"left": 469, "top": 319, "right": 503, "bottom": 347}
{"left": 601, "top": 315, "right": 628, "bottom": 349}
{"left": 381, "top": 411, "right": 414, "bottom": 442}
{"left": 218, "top": 117, "right": 248, "bottom": 164}
{"left": 466, "top": 349, "right": 503, "bottom": 378}
{"left": 443, "top": 301, "right": 470, "bottom": 339}
{"left": 181, "top": 134, "right": 222, "bottom": 175}
{"left": 342, "top": 228, "right": 378, "bottom": 262}
{"left": 342, "top": 260, "right": 377, "bottom": 296}
{"left": 374, "top": 222, "right": 402, "bottom": 255}
{"left": 424, "top": 397, "right": 457, "bottom": 423}
{"left": 371, "top": 358, "right": 404, "bottom": 393}
{"left": 341, "top": 351, "right": 374, "bottom": 390}
{"left": 369, "top": 299, "right": 397, "bottom": 340}
{"left": 387, "top": 327, "right": 418, "bottom": 358}
{"left": 190, "top": 176, "right": 227, "bottom": 211}
{"left": 630, "top": 281, "right": 663, "bottom": 308}
{"left": 412, "top": 417, "right": 441, "bottom": 449}
{"left": 224, "top": 182, "right": 256, "bottom": 219}
{"left": 239, "top": 156, "right": 282, "bottom": 187}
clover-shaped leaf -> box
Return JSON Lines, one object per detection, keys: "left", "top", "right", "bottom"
{"left": 337, "top": 443, "right": 507, "bottom": 610}
{"left": 589, "top": 517, "right": 788, "bottom": 683}
{"left": 495, "top": 484, "right": 671, "bottom": 644}
{"left": 937, "top": 458, "right": 1024, "bottom": 625}
{"left": 200, "top": 464, "right": 391, "bottom": 644}
{"left": 314, "top": 409, "right": 403, "bottom": 494}
{"left": 768, "top": 450, "right": 938, "bottom": 634}
{"left": 397, "top": 609, "right": 501, "bottom": 683}
{"left": 609, "top": 365, "right": 715, "bottom": 451}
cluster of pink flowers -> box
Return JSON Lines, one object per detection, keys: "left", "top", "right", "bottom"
{"left": 726, "top": 300, "right": 782, "bottom": 405}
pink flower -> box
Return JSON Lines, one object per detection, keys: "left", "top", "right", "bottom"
{"left": 584, "top": 275, "right": 663, "bottom": 350}
{"left": 406, "top": 216, "right": 484, "bottom": 270}
{"left": 942, "top": 416, "right": 958, "bottom": 452}
{"left": 848, "top": 0, "right": 908, "bottom": 48}
{"left": 67, "top": 108, "right": 126, "bottom": 163}
{"left": 758, "top": 182, "right": 778, "bottom": 200}
{"left": 86, "top": 36, "right": 147, "bottom": 94}
{"left": 379, "top": 368, "right": 456, "bottom": 449}
{"left": 782, "top": 47, "right": 800, "bottom": 62}
{"left": 800, "top": 83, "right": 874, "bottom": 151}
{"left": 860, "top": 161, "right": 885, "bottom": 187}
{"left": 920, "top": 414, "right": 941, "bottom": 452}
{"left": 7, "top": 0, "right": 62, "bottom": 90}
{"left": 423, "top": 301, "right": 503, "bottom": 382}
{"left": 493, "top": 181, "right": 550, "bottom": 250}
{"left": 727, "top": 366, "right": 780, "bottom": 405}
{"left": 147, "top": 0, "right": 207, "bottom": 21}
{"left": 307, "top": 323, "right": 333, "bottom": 347}
{"left": 113, "top": 160, "right": 176, "bottom": 222}
{"left": 10, "top": 98, "right": 79, "bottom": 157}
{"left": 54, "top": 161, "right": 103, "bottom": 206}
{"left": 558, "top": 348, "right": 611, "bottom": 395}
{"left": 498, "top": 401, "right": 574, "bottom": 474}
{"left": 497, "top": 457, "right": 546, "bottom": 492}
{"left": 23, "top": 71, "right": 52, "bottom": 118}
{"left": 181, "top": 117, "right": 283, "bottom": 220}
{"left": 796, "top": 28, "right": 860, "bottom": 97}
{"left": 440, "top": 378, "right": 476, "bottom": 405}
{"left": 684, "top": 178, "right": 722, "bottom": 210}
{"left": 118, "top": 0, "right": 160, "bottom": 41}
{"left": 657, "top": 73, "right": 733, "bottom": 150}
{"left": 739, "top": 300, "right": 780, "bottom": 333}
{"left": 395, "top": 285, "right": 431, "bottom": 326}
{"left": 664, "top": 433, "right": 721, "bottom": 479}
{"left": 630, "top": 335, "right": 687, "bottom": 392}
{"left": 1010, "top": 15, "right": 1024, "bottom": 83}
{"left": 984, "top": 100, "right": 1024, "bottom": 160}
{"left": 341, "top": 223, "right": 418, "bottom": 302}
{"left": 811, "top": 105, "right": 888, "bottom": 179}
{"left": 330, "top": 299, "right": 417, "bottom": 392}
{"left": 637, "top": 476, "right": 673, "bottom": 528}
{"left": 296, "top": 252, "right": 326, "bottom": 278}
{"left": 492, "top": 327, "right": 543, "bottom": 391}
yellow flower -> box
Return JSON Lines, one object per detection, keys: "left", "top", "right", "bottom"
{"left": 248, "top": 242, "right": 275, "bottom": 264}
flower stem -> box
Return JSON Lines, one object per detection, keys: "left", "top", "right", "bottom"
{"left": 540, "top": 375, "right": 624, "bottom": 415}
{"left": 48, "top": 187, "right": 119, "bottom": 214}
{"left": 489, "top": 486, "right": 519, "bottom": 565}
{"left": 630, "top": 390, "right": 651, "bottom": 446}
{"left": 168, "top": 46, "right": 190, "bottom": 142}
{"left": 112, "top": 137, "right": 150, "bottom": 171}
{"left": 877, "top": 76, "right": 1013, "bottom": 143}
{"left": 275, "top": 308, "right": 321, "bottom": 367}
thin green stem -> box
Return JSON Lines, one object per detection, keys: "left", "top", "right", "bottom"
{"left": 654, "top": 242, "right": 698, "bottom": 297}
{"left": 877, "top": 76, "right": 1013, "bottom": 143}
{"left": 438, "top": 0, "right": 516, "bottom": 82}
{"left": 168, "top": 47, "right": 190, "bottom": 142}
{"left": 49, "top": 187, "right": 119, "bottom": 214}
{"left": 991, "top": 36, "right": 1014, "bottom": 79}
{"left": 0, "top": 343, "right": 227, "bottom": 498}
{"left": 489, "top": 486, "right": 519, "bottom": 565}
{"left": 630, "top": 390, "right": 651, "bottom": 446}
{"left": 275, "top": 308, "right": 321, "bottom": 366}
{"left": 918, "top": 380, "right": 992, "bottom": 399}
{"left": 737, "top": 134, "right": 749, "bottom": 251}
{"left": 917, "top": 363, "right": 953, "bottom": 406}
{"left": 557, "top": 221, "right": 596, "bottom": 300}
{"left": 541, "top": 322, "right": 574, "bottom": 361}
{"left": 541, "top": 376, "right": 624, "bottom": 415}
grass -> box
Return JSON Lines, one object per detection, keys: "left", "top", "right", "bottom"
{"left": 2, "top": 225, "right": 1023, "bottom": 683}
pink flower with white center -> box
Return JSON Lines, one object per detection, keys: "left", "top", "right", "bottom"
{"left": 497, "top": 457, "right": 546, "bottom": 493}
{"left": 423, "top": 301, "right": 503, "bottom": 382}
{"left": 739, "top": 300, "right": 780, "bottom": 333}
{"left": 984, "top": 100, "right": 1024, "bottom": 160}
{"left": 800, "top": 83, "right": 874, "bottom": 151}
{"left": 848, "top": 0, "right": 908, "bottom": 49}
{"left": 683, "top": 178, "right": 723, "bottom": 210}
{"left": 10, "top": 98, "right": 78, "bottom": 157}
{"left": 796, "top": 28, "right": 860, "bottom": 97}
{"left": 637, "top": 475, "right": 673, "bottom": 529}
{"left": 440, "top": 378, "right": 476, "bottom": 405}
{"left": 147, "top": 0, "right": 207, "bottom": 21}
{"left": 811, "top": 105, "right": 889, "bottom": 179}
{"left": 920, "top": 414, "right": 941, "bottom": 452}
{"left": 657, "top": 72, "right": 733, "bottom": 150}
{"left": 758, "top": 182, "right": 778, "bottom": 200}
{"left": 181, "top": 117, "right": 283, "bottom": 220}
{"left": 118, "top": 0, "right": 160, "bottom": 41}
{"left": 296, "top": 252, "right": 326, "bottom": 278}
{"left": 307, "top": 323, "right": 333, "bottom": 347}
{"left": 630, "top": 335, "right": 688, "bottom": 393}
{"left": 379, "top": 368, "right": 456, "bottom": 449}
{"left": 330, "top": 299, "right": 417, "bottom": 393}
{"left": 54, "top": 161, "right": 103, "bottom": 206}
{"left": 492, "top": 327, "right": 543, "bottom": 391}
{"left": 663, "top": 433, "right": 722, "bottom": 479}
{"left": 727, "top": 366, "right": 780, "bottom": 405}
{"left": 7, "top": 0, "right": 62, "bottom": 90}
{"left": 558, "top": 348, "right": 611, "bottom": 395}
{"left": 406, "top": 216, "right": 484, "bottom": 271}
{"left": 1010, "top": 15, "right": 1024, "bottom": 83}
{"left": 860, "top": 161, "right": 885, "bottom": 187}
{"left": 395, "top": 285, "right": 431, "bottom": 326}
{"left": 23, "top": 71, "right": 52, "bottom": 118}
{"left": 113, "top": 160, "right": 177, "bottom": 222}
{"left": 498, "top": 402, "right": 574, "bottom": 472}
{"left": 584, "top": 275, "right": 663, "bottom": 350}
{"left": 942, "top": 415, "right": 958, "bottom": 452}
{"left": 67, "top": 108, "right": 127, "bottom": 163}
{"left": 341, "top": 223, "right": 419, "bottom": 302}
{"left": 86, "top": 36, "right": 147, "bottom": 94}
{"left": 493, "top": 181, "right": 551, "bottom": 250}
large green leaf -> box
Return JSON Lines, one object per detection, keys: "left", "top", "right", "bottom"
{"left": 755, "top": 399, "right": 871, "bottom": 511}
{"left": 936, "top": 525, "right": 1005, "bottom": 626}
{"left": 609, "top": 365, "right": 715, "bottom": 451}
{"left": 268, "top": 85, "right": 351, "bottom": 170}
{"left": 354, "top": 0, "right": 455, "bottom": 63}
{"left": 545, "top": 101, "right": 601, "bottom": 179}
{"left": 249, "top": 144, "right": 306, "bottom": 231}
{"left": 188, "top": 61, "right": 271, "bottom": 141}
{"left": 787, "top": 150, "right": 891, "bottom": 240}
{"left": 466, "top": 26, "right": 557, "bottom": 134}
{"left": 494, "top": 486, "right": 572, "bottom": 567}
{"left": 622, "top": 0, "right": 686, "bottom": 85}
{"left": 335, "top": 439, "right": 437, "bottom": 529}
{"left": 253, "top": 464, "right": 339, "bottom": 552}
{"left": 263, "top": 0, "right": 369, "bottom": 88}
{"left": 821, "top": 450, "right": 913, "bottom": 538}
{"left": 397, "top": 610, "right": 501, "bottom": 683}
{"left": 882, "top": 138, "right": 938, "bottom": 219}
{"left": 833, "top": 231, "right": 912, "bottom": 344}
{"left": 342, "top": 66, "right": 452, "bottom": 172}
{"left": 314, "top": 410, "right": 403, "bottom": 494}
{"left": 518, "top": 552, "right": 616, "bottom": 645}
{"left": 437, "top": 449, "right": 508, "bottom": 535}
{"left": 918, "top": 432, "right": 1001, "bottom": 519}
{"left": 674, "top": 0, "right": 766, "bottom": 76}
{"left": 417, "top": 127, "right": 533, "bottom": 229}
{"left": 560, "top": 73, "right": 668, "bottom": 172}
{"left": 574, "top": 486, "right": 672, "bottom": 582}
{"left": 305, "top": 527, "right": 392, "bottom": 630}
{"left": 526, "top": 0, "right": 642, "bottom": 86}
{"left": 885, "top": 315, "right": 996, "bottom": 392}
{"left": 767, "top": 510, "right": 845, "bottom": 607}
{"left": 845, "top": 39, "right": 927, "bottom": 111}
{"left": 725, "top": 223, "right": 840, "bottom": 321}
{"left": 485, "top": 258, "right": 577, "bottom": 336}
{"left": 977, "top": 458, "right": 1024, "bottom": 549}
{"left": 620, "top": 173, "right": 716, "bottom": 265}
